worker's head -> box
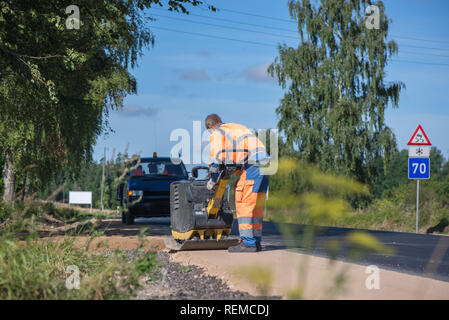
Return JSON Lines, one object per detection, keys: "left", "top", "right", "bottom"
{"left": 205, "top": 114, "right": 222, "bottom": 133}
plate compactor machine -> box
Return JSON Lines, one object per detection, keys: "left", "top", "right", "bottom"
{"left": 166, "top": 164, "right": 240, "bottom": 251}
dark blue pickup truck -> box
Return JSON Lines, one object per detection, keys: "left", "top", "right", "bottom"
{"left": 116, "top": 155, "right": 189, "bottom": 224}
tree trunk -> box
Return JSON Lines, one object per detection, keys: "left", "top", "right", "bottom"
{"left": 2, "top": 153, "right": 15, "bottom": 202}
{"left": 23, "top": 174, "right": 31, "bottom": 199}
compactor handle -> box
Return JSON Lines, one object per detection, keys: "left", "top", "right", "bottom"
{"left": 191, "top": 166, "right": 210, "bottom": 180}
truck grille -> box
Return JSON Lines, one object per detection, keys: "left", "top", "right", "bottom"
{"left": 143, "top": 191, "right": 170, "bottom": 197}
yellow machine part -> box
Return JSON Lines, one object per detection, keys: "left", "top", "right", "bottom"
{"left": 172, "top": 228, "right": 232, "bottom": 241}
{"left": 206, "top": 178, "right": 229, "bottom": 218}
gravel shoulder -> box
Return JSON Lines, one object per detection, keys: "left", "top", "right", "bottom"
{"left": 134, "top": 251, "right": 263, "bottom": 300}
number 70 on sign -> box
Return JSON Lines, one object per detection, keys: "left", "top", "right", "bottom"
{"left": 408, "top": 158, "right": 430, "bottom": 179}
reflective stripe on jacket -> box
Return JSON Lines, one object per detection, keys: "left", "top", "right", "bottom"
{"left": 209, "top": 123, "right": 269, "bottom": 166}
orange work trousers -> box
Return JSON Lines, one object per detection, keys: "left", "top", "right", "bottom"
{"left": 234, "top": 165, "right": 268, "bottom": 246}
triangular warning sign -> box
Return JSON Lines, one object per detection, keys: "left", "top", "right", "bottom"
{"left": 407, "top": 124, "right": 431, "bottom": 146}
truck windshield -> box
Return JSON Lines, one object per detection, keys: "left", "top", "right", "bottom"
{"left": 130, "top": 160, "right": 187, "bottom": 178}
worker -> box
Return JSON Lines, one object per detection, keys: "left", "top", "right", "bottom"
{"left": 205, "top": 114, "right": 270, "bottom": 253}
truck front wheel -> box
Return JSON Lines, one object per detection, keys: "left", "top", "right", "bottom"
{"left": 124, "top": 211, "right": 135, "bottom": 225}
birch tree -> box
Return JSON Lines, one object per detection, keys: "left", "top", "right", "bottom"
{"left": 269, "top": 0, "right": 404, "bottom": 184}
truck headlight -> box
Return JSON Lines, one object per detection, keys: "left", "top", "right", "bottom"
{"left": 128, "top": 190, "right": 143, "bottom": 197}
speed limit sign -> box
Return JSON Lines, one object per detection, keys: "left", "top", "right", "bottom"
{"left": 408, "top": 158, "right": 430, "bottom": 179}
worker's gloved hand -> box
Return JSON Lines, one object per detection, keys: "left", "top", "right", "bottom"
{"left": 206, "top": 179, "right": 217, "bottom": 191}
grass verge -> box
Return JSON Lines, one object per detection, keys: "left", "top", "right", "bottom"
{"left": 0, "top": 200, "right": 160, "bottom": 300}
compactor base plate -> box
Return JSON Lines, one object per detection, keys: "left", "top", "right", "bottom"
{"left": 165, "top": 237, "right": 240, "bottom": 252}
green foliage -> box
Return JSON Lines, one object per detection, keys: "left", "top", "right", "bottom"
{"left": 0, "top": 200, "right": 141, "bottom": 300}
{"left": 270, "top": 145, "right": 449, "bottom": 212}
{"left": 265, "top": 158, "right": 385, "bottom": 245}
{"left": 134, "top": 251, "right": 159, "bottom": 279}
{"left": 334, "top": 146, "right": 449, "bottom": 233}
{"left": 267, "top": 149, "right": 449, "bottom": 235}
{"left": 0, "top": 200, "right": 162, "bottom": 299}
{"left": 0, "top": 238, "right": 141, "bottom": 299}
{"left": 183, "top": 266, "right": 191, "bottom": 273}
{"left": 335, "top": 180, "right": 449, "bottom": 234}
{"left": 233, "top": 264, "right": 274, "bottom": 298}
{"left": 0, "top": 1, "right": 214, "bottom": 200}
{"left": 268, "top": 0, "right": 404, "bottom": 185}
{"left": 39, "top": 151, "right": 136, "bottom": 210}
{"left": 265, "top": 158, "right": 393, "bottom": 299}
{"left": 267, "top": 158, "right": 369, "bottom": 224}
{"left": 345, "top": 231, "right": 394, "bottom": 258}
{"left": 370, "top": 149, "right": 408, "bottom": 198}
{"left": 370, "top": 147, "right": 446, "bottom": 198}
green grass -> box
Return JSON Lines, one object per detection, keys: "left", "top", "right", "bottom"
{"left": 332, "top": 181, "right": 449, "bottom": 234}
{"left": 134, "top": 251, "right": 160, "bottom": 280}
{"left": 0, "top": 200, "right": 160, "bottom": 299}
{"left": 0, "top": 238, "right": 143, "bottom": 299}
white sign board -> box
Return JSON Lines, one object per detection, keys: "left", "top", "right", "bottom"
{"left": 69, "top": 191, "right": 92, "bottom": 209}
{"left": 408, "top": 146, "right": 431, "bottom": 158}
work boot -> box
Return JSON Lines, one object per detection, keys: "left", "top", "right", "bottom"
{"left": 256, "top": 242, "right": 263, "bottom": 252}
{"left": 228, "top": 242, "right": 260, "bottom": 253}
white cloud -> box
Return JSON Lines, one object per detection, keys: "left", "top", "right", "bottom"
{"left": 241, "top": 63, "right": 276, "bottom": 83}
{"left": 120, "top": 104, "right": 158, "bottom": 117}
{"left": 197, "top": 50, "right": 212, "bottom": 57}
{"left": 176, "top": 68, "right": 211, "bottom": 81}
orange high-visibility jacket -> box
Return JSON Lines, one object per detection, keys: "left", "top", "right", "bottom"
{"left": 209, "top": 123, "right": 268, "bottom": 166}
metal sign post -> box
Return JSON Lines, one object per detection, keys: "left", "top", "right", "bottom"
{"left": 414, "top": 177, "right": 420, "bottom": 234}
{"left": 407, "top": 124, "right": 431, "bottom": 234}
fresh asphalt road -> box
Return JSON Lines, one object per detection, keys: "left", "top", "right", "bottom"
{"left": 135, "top": 217, "right": 449, "bottom": 283}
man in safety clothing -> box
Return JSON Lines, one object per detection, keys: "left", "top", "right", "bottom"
{"left": 205, "top": 114, "right": 270, "bottom": 253}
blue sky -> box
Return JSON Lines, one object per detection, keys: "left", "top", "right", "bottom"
{"left": 93, "top": 0, "right": 449, "bottom": 165}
